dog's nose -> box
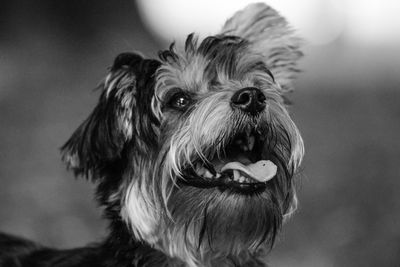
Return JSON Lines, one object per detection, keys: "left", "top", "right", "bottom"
{"left": 231, "top": 87, "right": 266, "bottom": 115}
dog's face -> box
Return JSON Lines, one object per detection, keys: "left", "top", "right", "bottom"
{"left": 62, "top": 4, "right": 304, "bottom": 266}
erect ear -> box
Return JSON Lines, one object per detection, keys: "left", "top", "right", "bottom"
{"left": 61, "top": 53, "right": 161, "bottom": 178}
{"left": 221, "top": 3, "right": 303, "bottom": 92}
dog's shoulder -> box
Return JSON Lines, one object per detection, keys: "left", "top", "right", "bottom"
{"left": 0, "top": 232, "right": 40, "bottom": 266}
{"left": 0, "top": 232, "right": 40, "bottom": 256}
{"left": 0, "top": 233, "right": 104, "bottom": 267}
{"left": 0, "top": 232, "right": 175, "bottom": 267}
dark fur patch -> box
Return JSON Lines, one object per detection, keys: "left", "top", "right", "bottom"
{"left": 61, "top": 53, "right": 161, "bottom": 179}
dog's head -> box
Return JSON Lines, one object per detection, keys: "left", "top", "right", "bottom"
{"left": 61, "top": 3, "right": 304, "bottom": 266}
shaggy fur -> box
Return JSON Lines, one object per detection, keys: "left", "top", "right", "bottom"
{"left": 0, "top": 3, "right": 304, "bottom": 267}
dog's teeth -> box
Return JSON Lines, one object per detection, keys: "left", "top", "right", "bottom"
{"left": 204, "top": 161, "right": 216, "bottom": 175}
{"left": 248, "top": 135, "right": 255, "bottom": 151}
{"left": 233, "top": 170, "right": 240, "bottom": 181}
{"left": 238, "top": 176, "right": 245, "bottom": 183}
{"left": 196, "top": 166, "right": 205, "bottom": 176}
{"left": 204, "top": 170, "right": 213, "bottom": 178}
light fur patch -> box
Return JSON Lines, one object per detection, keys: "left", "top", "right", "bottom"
{"left": 283, "top": 192, "right": 298, "bottom": 221}
{"left": 121, "top": 180, "right": 159, "bottom": 244}
{"left": 62, "top": 151, "right": 80, "bottom": 169}
{"left": 105, "top": 70, "right": 137, "bottom": 140}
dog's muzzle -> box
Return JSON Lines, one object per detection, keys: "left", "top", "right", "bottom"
{"left": 178, "top": 126, "right": 278, "bottom": 194}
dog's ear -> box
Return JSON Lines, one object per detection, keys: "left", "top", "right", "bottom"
{"left": 61, "top": 53, "right": 161, "bottom": 178}
{"left": 221, "top": 3, "right": 303, "bottom": 92}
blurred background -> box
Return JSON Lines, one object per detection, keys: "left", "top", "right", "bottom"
{"left": 0, "top": 0, "right": 399, "bottom": 266}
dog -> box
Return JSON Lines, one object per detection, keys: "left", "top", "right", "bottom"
{"left": 0, "top": 3, "right": 304, "bottom": 267}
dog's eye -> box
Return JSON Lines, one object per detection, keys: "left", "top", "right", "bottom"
{"left": 168, "top": 92, "right": 191, "bottom": 110}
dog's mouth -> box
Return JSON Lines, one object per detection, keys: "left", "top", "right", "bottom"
{"left": 179, "top": 128, "right": 277, "bottom": 194}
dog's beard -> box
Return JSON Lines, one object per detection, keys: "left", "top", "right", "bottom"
{"left": 161, "top": 185, "right": 282, "bottom": 265}
{"left": 122, "top": 94, "right": 303, "bottom": 266}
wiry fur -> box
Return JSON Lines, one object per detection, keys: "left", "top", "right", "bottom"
{"left": 221, "top": 3, "right": 303, "bottom": 92}
{"left": 0, "top": 3, "right": 304, "bottom": 267}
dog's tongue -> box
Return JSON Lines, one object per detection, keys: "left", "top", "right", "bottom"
{"left": 221, "top": 160, "right": 277, "bottom": 182}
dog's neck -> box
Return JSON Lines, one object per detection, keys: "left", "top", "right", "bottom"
{"left": 101, "top": 220, "right": 179, "bottom": 267}
{"left": 100, "top": 222, "right": 267, "bottom": 267}
{"left": 95, "top": 179, "right": 268, "bottom": 267}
